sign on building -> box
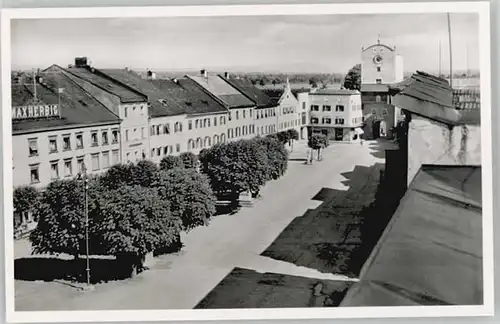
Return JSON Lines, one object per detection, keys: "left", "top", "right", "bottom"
{"left": 12, "top": 104, "right": 60, "bottom": 120}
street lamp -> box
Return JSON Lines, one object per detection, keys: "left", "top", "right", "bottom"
{"left": 77, "top": 163, "right": 93, "bottom": 290}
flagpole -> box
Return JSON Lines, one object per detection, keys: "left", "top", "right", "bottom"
{"left": 32, "top": 69, "right": 37, "bottom": 100}
{"left": 447, "top": 12, "right": 453, "bottom": 88}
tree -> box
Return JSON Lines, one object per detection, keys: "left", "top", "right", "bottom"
{"left": 99, "top": 163, "right": 135, "bottom": 190}
{"left": 343, "top": 64, "right": 361, "bottom": 91}
{"left": 154, "top": 168, "right": 216, "bottom": 232}
{"left": 160, "top": 155, "right": 184, "bottom": 171}
{"left": 309, "top": 77, "right": 318, "bottom": 88}
{"left": 29, "top": 178, "right": 102, "bottom": 258}
{"left": 131, "top": 160, "right": 158, "bottom": 187}
{"left": 179, "top": 152, "right": 198, "bottom": 169}
{"left": 286, "top": 128, "right": 300, "bottom": 150}
{"left": 13, "top": 186, "right": 40, "bottom": 231}
{"left": 308, "top": 133, "right": 329, "bottom": 161}
{"left": 259, "top": 79, "right": 265, "bottom": 87}
{"left": 254, "top": 137, "right": 289, "bottom": 181}
{"left": 199, "top": 140, "right": 271, "bottom": 203}
{"left": 276, "top": 131, "right": 290, "bottom": 145}
{"left": 90, "top": 185, "right": 182, "bottom": 275}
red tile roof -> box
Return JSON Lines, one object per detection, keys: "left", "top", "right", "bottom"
{"left": 12, "top": 72, "right": 120, "bottom": 134}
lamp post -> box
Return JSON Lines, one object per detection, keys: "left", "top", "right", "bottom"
{"left": 78, "top": 163, "right": 93, "bottom": 290}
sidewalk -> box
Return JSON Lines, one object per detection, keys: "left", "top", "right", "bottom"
{"left": 15, "top": 141, "right": 384, "bottom": 311}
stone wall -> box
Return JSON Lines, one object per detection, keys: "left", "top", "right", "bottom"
{"left": 407, "top": 115, "right": 481, "bottom": 185}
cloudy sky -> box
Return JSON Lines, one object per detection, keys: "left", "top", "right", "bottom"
{"left": 11, "top": 13, "right": 479, "bottom": 74}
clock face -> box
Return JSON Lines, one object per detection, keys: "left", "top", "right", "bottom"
{"left": 373, "top": 55, "right": 383, "bottom": 64}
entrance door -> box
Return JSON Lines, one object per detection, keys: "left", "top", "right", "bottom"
{"left": 372, "top": 121, "right": 381, "bottom": 139}
{"left": 334, "top": 128, "right": 344, "bottom": 141}
{"left": 380, "top": 121, "right": 387, "bottom": 137}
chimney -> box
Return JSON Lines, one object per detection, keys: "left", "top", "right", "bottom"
{"left": 201, "top": 69, "right": 208, "bottom": 79}
{"left": 75, "top": 57, "right": 89, "bottom": 68}
{"left": 224, "top": 72, "right": 230, "bottom": 79}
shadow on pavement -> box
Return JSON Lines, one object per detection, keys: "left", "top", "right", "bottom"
{"left": 195, "top": 267, "right": 353, "bottom": 309}
{"left": 15, "top": 257, "right": 132, "bottom": 284}
{"left": 260, "top": 162, "right": 398, "bottom": 278}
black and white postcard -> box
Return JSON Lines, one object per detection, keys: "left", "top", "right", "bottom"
{"left": 1, "top": 2, "right": 493, "bottom": 322}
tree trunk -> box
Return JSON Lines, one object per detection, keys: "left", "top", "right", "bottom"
{"left": 317, "top": 149, "right": 321, "bottom": 161}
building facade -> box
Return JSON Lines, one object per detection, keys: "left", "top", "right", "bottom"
{"left": 360, "top": 39, "right": 404, "bottom": 139}
{"left": 276, "top": 81, "right": 302, "bottom": 137}
{"left": 12, "top": 71, "right": 121, "bottom": 189}
{"left": 297, "top": 91, "right": 311, "bottom": 140}
{"left": 308, "top": 89, "right": 363, "bottom": 142}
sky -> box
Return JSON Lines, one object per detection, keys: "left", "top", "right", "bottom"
{"left": 11, "top": 13, "right": 480, "bottom": 74}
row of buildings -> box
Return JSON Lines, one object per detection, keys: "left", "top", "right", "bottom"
{"left": 12, "top": 59, "right": 311, "bottom": 189}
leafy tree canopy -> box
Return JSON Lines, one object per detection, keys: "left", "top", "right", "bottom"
{"left": 154, "top": 168, "right": 216, "bottom": 231}
{"left": 343, "top": 64, "right": 361, "bottom": 91}
{"left": 159, "top": 155, "right": 184, "bottom": 171}
{"left": 179, "top": 152, "right": 199, "bottom": 169}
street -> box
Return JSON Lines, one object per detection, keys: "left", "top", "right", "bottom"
{"left": 15, "top": 140, "right": 385, "bottom": 311}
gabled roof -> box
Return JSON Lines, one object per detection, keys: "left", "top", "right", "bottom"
{"left": 399, "top": 71, "right": 453, "bottom": 108}
{"left": 188, "top": 74, "right": 255, "bottom": 109}
{"left": 341, "top": 165, "right": 482, "bottom": 306}
{"left": 99, "top": 69, "right": 228, "bottom": 117}
{"left": 393, "top": 71, "right": 480, "bottom": 125}
{"left": 62, "top": 66, "right": 147, "bottom": 104}
{"left": 98, "top": 69, "right": 185, "bottom": 117}
{"left": 220, "top": 76, "right": 276, "bottom": 108}
{"left": 12, "top": 72, "right": 120, "bottom": 134}
{"left": 151, "top": 78, "right": 228, "bottom": 115}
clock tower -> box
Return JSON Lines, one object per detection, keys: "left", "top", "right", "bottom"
{"left": 360, "top": 37, "right": 404, "bottom": 140}
{"left": 361, "top": 37, "right": 403, "bottom": 85}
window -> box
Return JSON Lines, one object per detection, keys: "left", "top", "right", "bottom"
{"left": 311, "top": 105, "right": 319, "bottom": 111}
{"left": 126, "top": 152, "right": 130, "bottom": 161}
{"left": 91, "top": 153, "right": 100, "bottom": 171}
{"left": 377, "top": 67, "right": 381, "bottom": 72}
{"left": 102, "top": 151, "right": 110, "bottom": 168}
{"left": 311, "top": 118, "right": 319, "bottom": 124}
{"left": 207, "top": 119, "right": 211, "bottom": 127}
{"left": 141, "top": 127, "right": 145, "bottom": 139}
{"left": 250, "top": 110, "right": 252, "bottom": 117}
{"left": 62, "top": 135, "right": 71, "bottom": 151}
{"left": 205, "top": 137, "right": 211, "bottom": 147}
{"left": 91, "top": 132, "right": 98, "bottom": 146}
{"left": 243, "top": 110, "right": 246, "bottom": 119}
{"left": 203, "top": 119, "right": 208, "bottom": 128}
{"left": 102, "top": 131, "right": 109, "bottom": 145}
{"left": 221, "top": 133, "right": 226, "bottom": 142}
{"left": 74, "top": 133, "right": 83, "bottom": 149}
{"left": 188, "top": 139, "right": 194, "bottom": 150}
{"left": 155, "top": 125, "right": 160, "bottom": 135}
{"left": 335, "top": 118, "right": 345, "bottom": 125}
{"left": 156, "top": 148, "right": 161, "bottom": 156}
{"left": 188, "top": 120, "right": 193, "bottom": 130}
{"left": 214, "top": 117, "right": 217, "bottom": 126}
{"left": 164, "top": 124, "right": 171, "bottom": 134}
{"left": 125, "top": 130, "right": 129, "bottom": 141}
{"left": 335, "top": 105, "right": 345, "bottom": 112}
{"left": 220, "top": 116, "right": 225, "bottom": 125}
{"left": 29, "top": 164, "right": 40, "bottom": 184}
{"left": 112, "top": 129, "right": 119, "bottom": 143}
{"left": 323, "top": 105, "right": 331, "bottom": 112}
{"left": 376, "top": 95, "right": 381, "bottom": 103}
{"left": 376, "top": 79, "right": 382, "bottom": 84}
{"left": 50, "top": 160, "right": 59, "bottom": 179}
{"left": 382, "top": 109, "right": 388, "bottom": 116}
{"left": 49, "top": 136, "right": 58, "bottom": 153}
{"left": 76, "top": 157, "right": 85, "bottom": 173}
{"left": 323, "top": 117, "right": 332, "bottom": 124}
{"left": 302, "top": 102, "right": 306, "bottom": 110}
{"left": 174, "top": 122, "right": 182, "bottom": 133}
{"left": 372, "top": 109, "right": 377, "bottom": 115}
{"left": 151, "top": 148, "right": 155, "bottom": 157}
{"left": 236, "top": 111, "right": 239, "bottom": 120}
{"left": 112, "top": 150, "right": 119, "bottom": 164}
{"left": 124, "top": 107, "right": 128, "bottom": 118}
{"left": 196, "top": 138, "right": 202, "bottom": 148}
{"left": 28, "top": 138, "right": 38, "bottom": 156}
{"left": 64, "top": 159, "right": 72, "bottom": 177}
{"left": 176, "top": 144, "right": 180, "bottom": 152}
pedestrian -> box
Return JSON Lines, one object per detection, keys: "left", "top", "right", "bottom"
{"left": 360, "top": 137, "right": 364, "bottom": 146}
